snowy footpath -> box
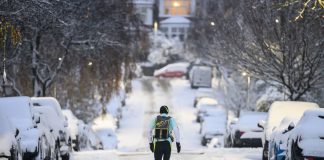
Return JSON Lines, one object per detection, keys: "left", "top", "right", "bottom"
{"left": 73, "top": 78, "right": 262, "bottom": 160}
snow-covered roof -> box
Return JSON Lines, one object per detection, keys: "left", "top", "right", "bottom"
{"left": 160, "top": 16, "right": 191, "bottom": 24}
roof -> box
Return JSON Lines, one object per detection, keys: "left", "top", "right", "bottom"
{"left": 160, "top": 16, "right": 191, "bottom": 24}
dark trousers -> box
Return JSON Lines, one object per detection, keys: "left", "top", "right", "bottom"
{"left": 154, "top": 141, "right": 171, "bottom": 160}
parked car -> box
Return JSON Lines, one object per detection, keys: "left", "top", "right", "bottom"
{"left": 62, "top": 109, "right": 87, "bottom": 151}
{"left": 32, "top": 105, "right": 66, "bottom": 160}
{"left": 200, "top": 112, "right": 227, "bottom": 146}
{"left": 268, "top": 117, "right": 297, "bottom": 160}
{"left": 31, "top": 97, "right": 71, "bottom": 159}
{"left": 227, "top": 111, "right": 266, "bottom": 147}
{"left": 258, "top": 101, "right": 319, "bottom": 160}
{"left": 0, "top": 96, "right": 47, "bottom": 160}
{"left": 83, "top": 125, "right": 103, "bottom": 150}
{"left": 196, "top": 103, "right": 221, "bottom": 123}
{"left": 154, "top": 62, "right": 189, "bottom": 78}
{"left": 196, "top": 96, "right": 218, "bottom": 108}
{"left": 0, "top": 114, "right": 21, "bottom": 160}
{"left": 286, "top": 108, "right": 324, "bottom": 160}
{"left": 193, "top": 88, "right": 216, "bottom": 107}
{"left": 92, "top": 114, "right": 117, "bottom": 149}
{"left": 190, "top": 65, "right": 213, "bottom": 89}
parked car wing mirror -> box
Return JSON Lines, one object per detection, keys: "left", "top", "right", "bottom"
{"left": 257, "top": 120, "right": 266, "bottom": 130}
{"left": 15, "top": 129, "right": 19, "bottom": 138}
{"left": 288, "top": 122, "right": 295, "bottom": 131}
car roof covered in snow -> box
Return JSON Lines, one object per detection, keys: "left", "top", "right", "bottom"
{"left": 0, "top": 96, "right": 34, "bottom": 129}
{"left": 31, "top": 97, "right": 65, "bottom": 119}
{"left": 154, "top": 62, "right": 189, "bottom": 75}
{"left": 201, "top": 116, "right": 227, "bottom": 135}
{"left": 32, "top": 106, "right": 65, "bottom": 135}
{"left": 265, "top": 101, "right": 319, "bottom": 139}
{"left": 294, "top": 108, "right": 324, "bottom": 137}
{"left": 236, "top": 111, "right": 267, "bottom": 131}
{"left": 197, "top": 97, "right": 218, "bottom": 106}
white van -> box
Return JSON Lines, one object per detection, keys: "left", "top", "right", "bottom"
{"left": 258, "top": 101, "right": 319, "bottom": 160}
{"left": 190, "top": 66, "right": 212, "bottom": 88}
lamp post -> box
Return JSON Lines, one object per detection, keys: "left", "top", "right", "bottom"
{"left": 242, "top": 72, "right": 251, "bottom": 110}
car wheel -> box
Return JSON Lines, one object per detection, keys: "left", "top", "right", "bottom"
{"left": 54, "top": 145, "right": 60, "bottom": 160}
{"left": 291, "top": 141, "right": 303, "bottom": 160}
{"left": 262, "top": 141, "right": 269, "bottom": 160}
{"left": 9, "top": 147, "right": 18, "bottom": 160}
{"left": 61, "top": 154, "right": 69, "bottom": 160}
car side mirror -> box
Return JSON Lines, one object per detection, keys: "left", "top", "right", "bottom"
{"left": 258, "top": 120, "right": 266, "bottom": 130}
{"left": 15, "top": 129, "right": 19, "bottom": 138}
{"left": 288, "top": 122, "right": 295, "bottom": 131}
{"left": 33, "top": 113, "right": 41, "bottom": 124}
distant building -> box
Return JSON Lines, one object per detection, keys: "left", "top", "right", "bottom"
{"left": 133, "top": 0, "right": 155, "bottom": 27}
{"left": 133, "top": 0, "right": 196, "bottom": 41}
{"left": 159, "top": 16, "right": 190, "bottom": 40}
{"left": 158, "top": 0, "right": 196, "bottom": 18}
{"left": 157, "top": 0, "right": 196, "bottom": 41}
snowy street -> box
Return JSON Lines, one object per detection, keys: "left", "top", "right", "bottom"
{"left": 72, "top": 78, "right": 262, "bottom": 160}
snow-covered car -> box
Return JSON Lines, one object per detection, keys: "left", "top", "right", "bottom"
{"left": 62, "top": 109, "right": 88, "bottom": 151}
{"left": 193, "top": 88, "right": 216, "bottom": 107}
{"left": 92, "top": 114, "right": 117, "bottom": 149}
{"left": 0, "top": 114, "right": 21, "bottom": 160}
{"left": 83, "top": 125, "right": 103, "bottom": 150}
{"left": 200, "top": 114, "right": 227, "bottom": 146}
{"left": 258, "top": 101, "right": 319, "bottom": 160}
{"left": 0, "top": 96, "right": 47, "bottom": 160}
{"left": 227, "top": 111, "right": 266, "bottom": 147}
{"left": 31, "top": 97, "right": 72, "bottom": 159}
{"left": 268, "top": 117, "right": 297, "bottom": 160}
{"left": 32, "top": 105, "right": 66, "bottom": 159}
{"left": 196, "top": 96, "right": 218, "bottom": 108}
{"left": 153, "top": 62, "right": 189, "bottom": 78}
{"left": 196, "top": 103, "right": 222, "bottom": 123}
{"left": 286, "top": 109, "right": 324, "bottom": 160}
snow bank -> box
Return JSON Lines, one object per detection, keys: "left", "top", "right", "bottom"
{"left": 92, "top": 114, "right": 117, "bottom": 150}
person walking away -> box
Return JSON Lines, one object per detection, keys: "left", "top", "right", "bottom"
{"left": 148, "top": 105, "right": 181, "bottom": 160}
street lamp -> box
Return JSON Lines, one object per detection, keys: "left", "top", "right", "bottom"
{"left": 242, "top": 71, "right": 251, "bottom": 110}
{"left": 210, "top": 21, "right": 215, "bottom": 26}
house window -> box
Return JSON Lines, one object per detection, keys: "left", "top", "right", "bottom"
{"left": 164, "top": 0, "right": 191, "bottom": 16}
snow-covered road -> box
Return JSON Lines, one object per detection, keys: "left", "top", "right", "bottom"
{"left": 73, "top": 148, "right": 262, "bottom": 160}
{"left": 72, "top": 78, "right": 262, "bottom": 160}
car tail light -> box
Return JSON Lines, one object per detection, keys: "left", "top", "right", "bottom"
{"left": 239, "top": 131, "right": 245, "bottom": 136}
{"left": 304, "top": 157, "right": 315, "bottom": 160}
